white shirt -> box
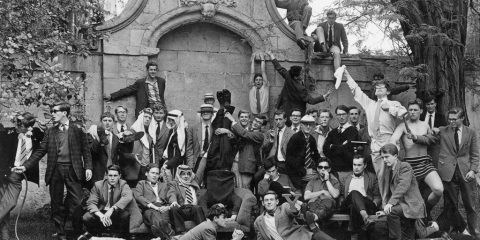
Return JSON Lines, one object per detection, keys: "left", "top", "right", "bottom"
{"left": 338, "top": 122, "right": 352, "bottom": 133}
{"left": 116, "top": 122, "right": 127, "bottom": 133}
{"left": 425, "top": 112, "right": 435, "bottom": 129}
{"left": 277, "top": 127, "right": 286, "bottom": 162}
{"left": 264, "top": 213, "right": 283, "bottom": 240}
{"left": 348, "top": 174, "right": 367, "bottom": 197}
{"left": 291, "top": 125, "right": 300, "bottom": 133}
{"left": 249, "top": 85, "right": 269, "bottom": 114}
{"left": 456, "top": 125, "right": 463, "bottom": 145}
{"left": 14, "top": 133, "right": 33, "bottom": 167}
{"left": 149, "top": 182, "right": 161, "bottom": 203}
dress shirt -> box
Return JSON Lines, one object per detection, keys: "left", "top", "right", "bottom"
{"left": 149, "top": 182, "right": 161, "bottom": 203}
{"left": 117, "top": 123, "right": 127, "bottom": 133}
{"left": 249, "top": 85, "right": 269, "bottom": 114}
{"left": 338, "top": 122, "right": 352, "bottom": 133}
{"left": 291, "top": 125, "right": 300, "bottom": 133}
{"left": 426, "top": 112, "right": 435, "bottom": 129}
{"left": 457, "top": 125, "right": 463, "bottom": 145}
{"left": 146, "top": 77, "right": 160, "bottom": 104}
{"left": 264, "top": 213, "right": 283, "bottom": 240}
{"left": 59, "top": 120, "right": 70, "bottom": 131}
{"left": 348, "top": 174, "right": 366, "bottom": 197}
{"left": 14, "top": 133, "right": 33, "bottom": 167}
{"left": 201, "top": 121, "right": 211, "bottom": 154}
{"left": 277, "top": 127, "right": 286, "bottom": 162}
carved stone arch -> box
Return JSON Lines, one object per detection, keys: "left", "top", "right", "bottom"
{"left": 95, "top": 0, "right": 148, "bottom": 33}
{"left": 142, "top": 6, "right": 270, "bottom": 52}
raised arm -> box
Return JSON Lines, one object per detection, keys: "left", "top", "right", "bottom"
{"left": 344, "top": 69, "right": 375, "bottom": 110}
{"left": 260, "top": 54, "right": 268, "bottom": 87}
{"left": 248, "top": 54, "right": 255, "bottom": 88}
{"left": 389, "top": 123, "right": 405, "bottom": 145}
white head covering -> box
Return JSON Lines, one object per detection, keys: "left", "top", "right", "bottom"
{"left": 164, "top": 110, "right": 186, "bottom": 157}
{"left": 175, "top": 164, "right": 195, "bottom": 186}
{"left": 130, "top": 112, "right": 155, "bottom": 149}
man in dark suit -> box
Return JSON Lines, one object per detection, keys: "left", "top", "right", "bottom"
{"left": 349, "top": 106, "right": 365, "bottom": 131}
{"left": 267, "top": 51, "right": 331, "bottom": 117}
{"left": 436, "top": 107, "right": 479, "bottom": 237}
{"left": 80, "top": 165, "right": 132, "bottom": 238}
{"left": 105, "top": 62, "right": 166, "bottom": 117}
{"left": 380, "top": 144, "right": 426, "bottom": 240}
{"left": 420, "top": 96, "right": 447, "bottom": 168}
{"left": 14, "top": 102, "right": 92, "bottom": 240}
{"left": 187, "top": 104, "right": 214, "bottom": 185}
{"left": 316, "top": 10, "right": 348, "bottom": 70}
{"left": 286, "top": 115, "right": 320, "bottom": 191}
{"left": 274, "top": 0, "right": 312, "bottom": 49}
{"left": 113, "top": 105, "right": 129, "bottom": 135}
{"left": 323, "top": 105, "right": 359, "bottom": 179}
{"left": 133, "top": 163, "right": 174, "bottom": 239}
{"left": 264, "top": 110, "right": 295, "bottom": 173}
{"left": 151, "top": 104, "right": 170, "bottom": 166}
{"left": 0, "top": 113, "right": 44, "bottom": 240}
{"left": 339, "top": 155, "right": 380, "bottom": 237}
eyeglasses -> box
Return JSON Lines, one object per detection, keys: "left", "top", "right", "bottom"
{"left": 51, "top": 109, "right": 62, "bottom": 114}
{"left": 317, "top": 166, "right": 330, "bottom": 170}
{"left": 291, "top": 115, "right": 301, "bottom": 117}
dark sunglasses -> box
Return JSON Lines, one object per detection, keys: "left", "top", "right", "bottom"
{"left": 50, "top": 109, "right": 63, "bottom": 114}
{"left": 317, "top": 166, "right": 330, "bottom": 170}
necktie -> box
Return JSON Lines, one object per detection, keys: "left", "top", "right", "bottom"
{"left": 120, "top": 124, "right": 125, "bottom": 132}
{"left": 18, "top": 137, "right": 30, "bottom": 165}
{"left": 275, "top": 128, "right": 281, "bottom": 158}
{"left": 156, "top": 122, "right": 161, "bottom": 138}
{"left": 108, "top": 185, "right": 114, "bottom": 209}
{"left": 328, "top": 25, "right": 333, "bottom": 47}
{"left": 256, "top": 87, "right": 261, "bottom": 114}
{"left": 293, "top": 127, "right": 298, "bottom": 132}
{"left": 372, "top": 100, "right": 382, "bottom": 138}
{"left": 428, "top": 114, "right": 432, "bottom": 129}
{"left": 184, "top": 185, "right": 193, "bottom": 204}
{"left": 203, "top": 125, "right": 209, "bottom": 152}
{"left": 454, "top": 127, "right": 459, "bottom": 151}
{"left": 304, "top": 135, "right": 312, "bottom": 169}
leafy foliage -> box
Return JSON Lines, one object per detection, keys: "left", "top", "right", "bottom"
{"left": 0, "top": 0, "right": 105, "bottom": 120}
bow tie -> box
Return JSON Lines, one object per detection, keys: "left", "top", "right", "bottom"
{"left": 266, "top": 210, "right": 275, "bottom": 216}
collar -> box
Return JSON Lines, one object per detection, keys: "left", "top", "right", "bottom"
{"left": 427, "top": 111, "right": 435, "bottom": 116}
{"left": 339, "top": 122, "right": 352, "bottom": 130}
{"left": 377, "top": 97, "right": 388, "bottom": 102}
{"left": 352, "top": 172, "right": 364, "bottom": 179}
{"left": 391, "top": 160, "right": 398, "bottom": 171}
{"left": 146, "top": 76, "right": 156, "bottom": 83}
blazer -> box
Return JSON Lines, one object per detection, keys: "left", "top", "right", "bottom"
{"left": 89, "top": 132, "right": 120, "bottom": 183}
{"left": 384, "top": 161, "right": 425, "bottom": 219}
{"left": 318, "top": 21, "right": 348, "bottom": 53}
{"left": 0, "top": 127, "right": 44, "bottom": 184}
{"left": 186, "top": 122, "right": 212, "bottom": 169}
{"left": 110, "top": 77, "right": 166, "bottom": 117}
{"left": 153, "top": 120, "right": 170, "bottom": 165}
{"left": 420, "top": 111, "right": 447, "bottom": 128}
{"left": 23, "top": 123, "right": 92, "bottom": 185}
{"left": 342, "top": 171, "right": 381, "bottom": 207}
{"left": 133, "top": 180, "right": 172, "bottom": 210}
{"left": 232, "top": 123, "right": 264, "bottom": 174}
{"left": 437, "top": 125, "right": 480, "bottom": 181}
{"left": 254, "top": 202, "right": 313, "bottom": 240}
{"left": 266, "top": 127, "right": 295, "bottom": 160}
{"left": 167, "top": 180, "right": 201, "bottom": 206}
{"left": 87, "top": 179, "right": 133, "bottom": 213}
{"left": 323, "top": 126, "right": 359, "bottom": 172}
{"left": 286, "top": 131, "right": 320, "bottom": 178}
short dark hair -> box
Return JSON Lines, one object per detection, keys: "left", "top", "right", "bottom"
{"left": 253, "top": 73, "right": 263, "bottom": 81}
{"left": 326, "top": 10, "right": 337, "bottom": 17}
{"left": 145, "top": 62, "right": 158, "bottom": 70}
{"left": 407, "top": 98, "right": 423, "bottom": 109}
{"left": 53, "top": 102, "right": 71, "bottom": 116}
{"left": 152, "top": 103, "right": 167, "bottom": 113}
{"left": 263, "top": 190, "right": 278, "bottom": 200}
{"left": 238, "top": 109, "right": 250, "bottom": 118}
{"left": 274, "top": 109, "right": 287, "bottom": 119}
{"left": 318, "top": 158, "right": 331, "bottom": 167}
{"left": 289, "top": 66, "right": 302, "bottom": 78}
{"left": 349, "top": 106, "right": 361, "bottom": 114}
{"left": 319, "top": 109, "right": 333, "bottom": 118}
{"left": 146, "top": 163, "right": 160, "bottom": 172}
{"left": 306, "top": 109, "right": 319, "bottom": 115}
{"left": 100, "top": 112, "right": 115, "bottom": 121}
{"left": 373, "top": 73, "right": 384, "bottom": 80}
{"left": 107, "top": 164, "right": 122, "bottom": 174}
{"left": 335, "top": 105, "right": 350, "bottom": 114}
{"left": 207, "top": 203, "right": 228, "bottom": 221}
{"left": 114, "top": 106, "right": 128, "bottom": 114}
{"left": 448, "top": 107, "right": 465, "bottom": 119}
{"left": 380, "top": 143, "right": 398, "bottom": 156}
{"left": 255, "top": 115, "right": 268, "bottom": 126}
{"left": 264, "top": 156, "right": 276, "bottom": 170}
{"left": 373, "top": 79, "right": 392, "bottom": 91}
{"left": 352, "top": 154, "right": 366, "bottom": 164}
{"left": 291, "top": 108, "right": 302, "bottom": 116}
{"left": 18, "top": 112, "right": 36, "bottom": 128}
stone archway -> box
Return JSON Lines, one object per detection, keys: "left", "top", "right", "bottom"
{"left": 156, "top": 22, "right": 253, "bottom": 123}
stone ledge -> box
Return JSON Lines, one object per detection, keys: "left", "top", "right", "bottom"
{"left": 103, "top": 44, "right": 159, "bottom": 56}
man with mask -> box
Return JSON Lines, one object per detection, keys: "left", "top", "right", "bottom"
{"left": 167, "top": 165, "right": 205, "bottom": 235}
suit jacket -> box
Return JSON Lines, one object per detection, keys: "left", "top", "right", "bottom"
{"left": 167, "top": 180, "right": 201, "bottom": 206}
{"left": 23, "top": 123, "right": 92, "bottom": 185}
{"left": 318, "top": 21, "right": 348, "bottom": 53}
{"left": 265, "top": 127, "right": 295, "bottom": 160}
{"left": 87, "top": 179, "right": 133, "bottom": 213}
{"left": 153, "top": 120, "right": 170, "bottom": 165}
{"left": 110, "top": 77, "right": 166, "bottom": 117}
{"left": 178, "top": 219, "right": 217, "bottom": 240}
{"left": 254, "top": 202, "right": 313, "bottom": 240}
{"left": 232, "top": 124, "right": 264, "bottom": 174}
{"left": 133, "top": 180, "right": 172, "bottom": 210}
{"left": 186, "top": 122, "right": 212, "bottom": 169}
{"left": 384, "top": 161, "right": 425, "bottom": 219}
{"left": 437, "top": 125, "right": 480, "bottom": 181}
{"left": 420, "top": 111, "right": 447, "bottom": 128}
{"left": 0, "top": 127, "right": 44, "bottom": 184}
{"left": 342, "top": 171, "right": 381, "bottom": 207}
{"left": 323, "top": 126, "right": 359, "bottom": 172}
{"left": 89, "top": 132, "right": 120, "bottom": 183}
{"left": 286, "top": 132, "right": 320, "bottom": 178}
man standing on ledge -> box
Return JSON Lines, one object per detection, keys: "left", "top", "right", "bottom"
{"left": 14, "top": 102, "right": 92, "bottom": 240}
{"left": 104, "top": 62, "right": 166, "bottom": 117}
{"left": 274, "top": 0, "right": 312, "bottom": 49}
{"left": 267, "top": 51, "right": 332, "bottom": 118}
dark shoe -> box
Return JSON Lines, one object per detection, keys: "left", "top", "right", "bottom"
{"left": 77, "top": 232, "right": 92, "bottom": 240}
{"left": 361, "top": 216, "right": 375, "bottom": 231}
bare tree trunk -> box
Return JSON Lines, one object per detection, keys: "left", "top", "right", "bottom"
{"left": 392, "top": 0, "right": 469, "bottom": 122}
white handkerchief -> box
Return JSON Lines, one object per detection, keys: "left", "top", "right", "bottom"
{"left": 334, "top": 65, "right": 346, "bottom": 89}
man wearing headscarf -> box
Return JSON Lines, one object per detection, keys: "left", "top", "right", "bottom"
{"left": 167, "top": 165, "right": 205, "bottom": 235}
{"left": 163, "top": 110, "right": 187, "bottom": 180}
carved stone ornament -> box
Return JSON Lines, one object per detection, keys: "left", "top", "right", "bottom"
{"left": 180, "top": 0, "right": 237, "bottom": 8}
